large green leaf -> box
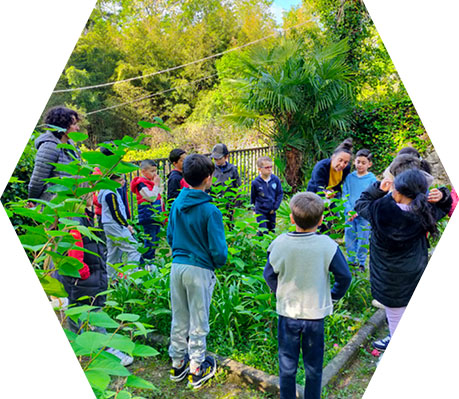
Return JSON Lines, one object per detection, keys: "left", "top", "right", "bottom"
{"left": 116, "top": 313, "right": 140, "bottom": 322}
{"left": 88, "top": 354, "right": 131, "bottom": 376}
{"left": 105, "top": 333, "right": 135, "bottom": 355}
{"left": 68, "top": 131, "right": 89, "bottom": 142}
{"left": 132, "top": 344, "right": 159, "bottom": 357}
{"left": 75, "top": 331, "right": 110, "bottom": 353}
{"left": 88, "top": 312, "right": 120, "bottom": 329}
{"left": 85, "top": 370, "right": 110, "bottom": 393}
{"left": 36, "top": 273, "right": 68, "bottom": 297}
{"left": 126, "top": 375, "right": 156, "bottom": 390}
{"left": 81, "top": 152, "right": 120, "bottom": 169}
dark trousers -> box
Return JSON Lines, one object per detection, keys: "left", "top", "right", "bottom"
{"left": 278, "top": 315, "right": 325, "bottom": 399}
{"left": 257, "top": 211, "right": 276, "bottom": 233}
{"left": 142, "top": 223, "right": 161, "bottom": 261}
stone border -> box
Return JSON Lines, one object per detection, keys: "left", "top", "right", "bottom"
{"left": 146, "top": 309, "right": 386, "bottom": 398}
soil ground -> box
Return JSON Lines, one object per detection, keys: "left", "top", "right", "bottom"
{"left": 116, "top": 324, "right": 389, "bottom": 399}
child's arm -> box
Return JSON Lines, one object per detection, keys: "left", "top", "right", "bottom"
{"left": 139, "top": 177, "right": 163, "bottom": 202}
{"left": 342, "top": 175, "right": 353, "bottom": 218}
{"left": 329, "top": 247, "right": 352, "bottom": 300}
{"left": 429, "top": 186, "right": 453, "bottom": 221}
{"left": 250, "top": 180, "right": 257, "bottom": 208}
{"left": 207, "top": 209, "right": 228, "bottom": 268}
{"left": 273, "top": 176, "right": 283, "bottom": 211}
{"left": 105, "top": 192, "right": 129, "bottom": 227}
{"left": 68, "top": 229, "right": 90, "bottom": 280}
{"left": 263, "top": 253, "right": 278, "bottom": 293}
{"left": 354, "top": 180, "right": 389, "bottom": 223}
{"left": 167, "top": 175, "right": 182, "bottom": 201}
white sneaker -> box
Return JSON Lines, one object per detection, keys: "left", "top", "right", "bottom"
{"left": 106, "top": 347, "right": 134, "bottom": 366}
{"left": 371, "top": 299, "right": 385, "bottom": 309}
{"left": 50, "top": 296, "right": 69, "bottom": 310}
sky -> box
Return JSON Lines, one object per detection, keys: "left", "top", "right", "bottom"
{"left": 271, "top": 0, "right": 303, "bottom": 24}
{"left": 1, "top": 1, "right": 459, "bottom": 399}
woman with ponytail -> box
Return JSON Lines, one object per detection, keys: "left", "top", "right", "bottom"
{"left": 355, "top": 169, "right": 451, "bottom": 350}
{"left": 307, "top": 138, "right": 353, "bottom": 198}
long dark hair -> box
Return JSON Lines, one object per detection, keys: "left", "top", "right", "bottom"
{"left": 394, "top": 169, "right": 438, "bottom": 237}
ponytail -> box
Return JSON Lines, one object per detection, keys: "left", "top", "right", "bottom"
{"left": 394, "top": 169, "right": 438, "bottom": 237}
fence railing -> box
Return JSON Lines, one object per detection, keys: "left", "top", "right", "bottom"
{"left": 127, "top": 146, "right": 279, "bottom": 211}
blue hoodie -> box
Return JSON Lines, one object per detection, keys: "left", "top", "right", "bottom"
{"left": 167, "top": 187, "right": 228, "bottom": 271}
{"left": 342, "top": 171, "right": 377, "bottom": 216}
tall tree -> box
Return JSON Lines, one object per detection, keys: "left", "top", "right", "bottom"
{"left": 223, "top": 38, "right": 353, "bottom": 190}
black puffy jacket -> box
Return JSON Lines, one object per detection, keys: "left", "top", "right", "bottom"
{"left": 57, "top": 211, "right": 107, "bottom": 307}
{"left": 355, "top": 182, "right": 451, "bottom": 307}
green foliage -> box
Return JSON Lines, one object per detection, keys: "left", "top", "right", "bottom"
{"left": 350, "top": 92, "right": 430, "bottom": 175}
{"left": 222, "top": 37, "right": 354, "bottom": 189}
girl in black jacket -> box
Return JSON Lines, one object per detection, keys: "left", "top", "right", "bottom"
{"left": 355, "top": 169, "right": 451, "bottom": 348}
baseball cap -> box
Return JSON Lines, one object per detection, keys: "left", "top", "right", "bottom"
{"left": 211, "top": 143, "right": 229, "bottom": 159}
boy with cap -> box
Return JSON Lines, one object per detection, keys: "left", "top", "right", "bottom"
{"left": 210, "top": 143, "right": 241, "bottom": 189}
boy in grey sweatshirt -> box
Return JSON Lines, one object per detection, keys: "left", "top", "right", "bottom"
{"left": 263, "top": 192, "right": 351, "bottom": 399}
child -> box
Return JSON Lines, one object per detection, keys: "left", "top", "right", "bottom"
{"left": 263, "top": 192, "right": 351, "bottom": 399}
{"left": 56, "top": 195, "right": 133, "bottom": 366}
{"left": 355, "top": 169, "right": 451, "bottom": 351}
{"left": 210, "top": 143, "right": 241, "bottom": 189}
{"left": 251, "top": 156, "right": 283, "bottom": 233}
{"left": 167, "top": 154, "right": 228, "bottom": 389}
{"left": 98, "top": 174, "right": 143, "bottom": 277}
{"left": 130, "top": 160, "right": 164, "bottom": 262}
{"left": 342, "top": 149, "right": 377, "bottom": 272}
{"left": 167, "top": 148, "right": 189, "bottom": 203}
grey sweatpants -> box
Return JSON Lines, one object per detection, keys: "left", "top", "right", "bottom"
{"left": 168, "top": 263, "right": 216, "bottom": 366}
{"left": 103, "top": 223, "right": 142, "bottom": 277}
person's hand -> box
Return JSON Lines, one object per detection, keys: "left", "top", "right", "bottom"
{"left": 325, "top": 190, "right": 336, "bottom": 199}
{"left": 153, "top": 175, "right": 161, "bottom": 186}
{"left": 269, "top": 210, "right": 274, "bottom": 214}
{"left": 380, "top": 178, "right": 393, "bottom": 192}
{"left": 347, "top": 212, "right": 358, "bottom": 222}
{"left": 128, "top": 225, "right": 134, "bottom": 234}
{"left": 26, "top": 201, "right": 36, "bottom": 209}
{"left": 428, "top": 188, "right": 443, "bottom": 203}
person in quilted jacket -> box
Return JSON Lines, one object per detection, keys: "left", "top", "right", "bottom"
{"left": 28, "top": 106, "right": 81, "bottom": 204}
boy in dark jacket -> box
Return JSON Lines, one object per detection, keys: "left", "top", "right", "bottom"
{"left": 130, "top": 160, "right": 164, "bottom": 262}
{"left": 167, "top": 148, "right": 189, "bottom": 204}
{"left": 167, "top": 154, "right": 228, "bottom": 389}
{"left": 251, "top": 156, "right": 283, "bottom": 233}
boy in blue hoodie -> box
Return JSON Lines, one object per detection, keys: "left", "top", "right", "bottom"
{"left": 167, "top": 154, "right": 228, "bottom": 389}
{"left": 342, "top": 149, "right": 377, "bottom": 272}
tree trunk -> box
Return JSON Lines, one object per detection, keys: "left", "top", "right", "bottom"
{"left": 284, "top": 145, "right": 304, "bottom": 192}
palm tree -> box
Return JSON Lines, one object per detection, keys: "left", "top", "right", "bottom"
{"left": 224, "top": 38, "right": 354, "bottom": 191}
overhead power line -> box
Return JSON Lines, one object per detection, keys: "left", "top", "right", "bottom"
{"left": 52, "top": 20, "right": 311, "bottom": 94}
{"left": 84, "top": 73, "right": 217, "bottom": 116}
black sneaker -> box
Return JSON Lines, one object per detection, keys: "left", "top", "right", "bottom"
{"left": 188, "top": 356, "right": 217, "bottom": 389}
{"left": 358, "top": 264, "right": 365, "bottom": 273}
{"left": 170, "top": 354, "right": 190, "bottom": 382}
{"left": 372, "top": 335, "right": 391, "bottom": 351}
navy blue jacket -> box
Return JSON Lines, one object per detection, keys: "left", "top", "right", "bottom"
{"left": 307, "top": 158, "right": 351, "bottom": 195}
{"left": 250, "top": 174, "right": 283, "bottom": 215}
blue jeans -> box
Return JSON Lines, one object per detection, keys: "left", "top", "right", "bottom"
{"left": 142, "top": 223, "right": 160, "bottom": 261}
{"left": 278, "top": 315, "right": 324, "bottom": 399}
{"left": 344, "top": 216, "right": 371, "bottom": 266}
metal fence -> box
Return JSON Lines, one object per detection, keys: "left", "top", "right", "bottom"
{"left": 127, "top": 146, "right": 279, "bottom": 211}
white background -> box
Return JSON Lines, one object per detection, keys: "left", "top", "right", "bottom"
{"left": 0, "top": 1, "right": 458, "bottom": 398}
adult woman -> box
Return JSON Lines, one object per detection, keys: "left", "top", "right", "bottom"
{"left": 28, "top": 106, "right": 81, "bottom": 203}
{"left": 307, "top": 138, "right": 353, "bottom": 198}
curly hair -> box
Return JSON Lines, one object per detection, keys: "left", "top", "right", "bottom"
{"left": 44, "top": 106, "right": 79, "bottom": 134}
